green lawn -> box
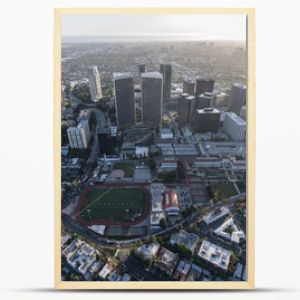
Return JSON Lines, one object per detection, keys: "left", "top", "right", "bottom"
{"left": 204, "top": 169, "right": 227, "bottom": 178}
{"left": 113, "top": 162, "right": 134, "bottom": 177}
{"left": 211, "top": 182, "right": 238, "bottom": 199}
{"left": 79, "top": 187, "right": 145, "bottom": 223}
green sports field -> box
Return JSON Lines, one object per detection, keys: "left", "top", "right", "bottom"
{"left": 78, "top": 187, "right": 146, "bottom": 224}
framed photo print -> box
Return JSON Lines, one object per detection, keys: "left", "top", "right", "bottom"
{"left": 54, "top": 7, "right": 255, "bottom": 290}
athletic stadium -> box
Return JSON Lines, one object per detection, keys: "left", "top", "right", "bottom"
{"left": 76, "top": 185, "right": 151, "bottom": 233}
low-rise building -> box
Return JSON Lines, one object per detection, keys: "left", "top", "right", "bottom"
{"left": 233, "top": 262, "right": 244, "bottom": 280}
{"left": 173, "top": 143, "right": 198, "bottom": 156}
{"left": 197, "top": 240, "right": 231, "bottom": 272}
{"left": 121, "top": 273, "right": 131, "bottom": 281}
{"left": 160, "top": 128, "right": 174, "bottom": 139}
{"left": 200, "top": 141, "right": 246, "bottom": 157}
{"left": 185, "top": 263, "right": 203, "bottom": 281}
{"left": 154, "top": 247, "right": 180, "bottom": 276}
{"left": 173, "top": 260, "right": 191, "bottom": 281}
{"left": 134, "top": 166, "right": 151, "bottom": 183}
{"left": 214, "top": 217, "right": 245, "bottom": 244}
{"left": 62, "top": 239, "right": 99, "bottom": 277}
{"left": 99, "top": 261, "right": 114, "bottom": 280}
{"left": 135, "top": 146, "right": 149, "bottom": 157}
{"left": 163, "top": 191, "right": 181, "bottom": 216}
{"left": 157, "top": 143, "right": 175, "bottom": 156}
{"left": 150, "top": 184, "right": 166, "bottom": 229}
{"left": 170, "top": 230, "right": 200, "bottom": 254}
{"left": 160, "top": 158, "right": 177, "bottom": 170}
{"left": 108, "top": 270, "right": 122, "bottom": 281}
{"left": 193, "top": 157, "right": 221, "bottom": 168}
{"left": 203, "top": 206, "right": 230, "bottom": 225}
{"left": 136, "top": 243, "right": 160, "bottom": 262}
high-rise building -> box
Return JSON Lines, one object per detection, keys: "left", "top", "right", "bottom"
{"left": 223, "top": 112, "right": 246, "bottom": 141}
{"left": 195, "top": 78, "right": 214, "bottom": 98}
{"left": 240, "top": 105, "right": 246, "bottom": 121}
{"left": 178, "top": 94, "right": 195, "bottom": 127}
{"left": 141, "top": 72, "right": 163, "bottom": 126}
{"left": 193, "top": 108, "right": 221, "bottom": 133}
{"left": 213, "top": 92, "right": 229, "bottom": 107}
{"left": 87, "top": 66, "right": 102, "bottom": 101}
{"left": 138, "top": 63, "right": 146, "bottom": 75}
{"left": 67, "top": 120, "right": 91, "bottom": 149}
{"left": 195, "top": 92, "right": 214, "bottom": 110}
{"left": 182, "top": 78, "right": 195, "bottom": 95}
{"left": 160, "top": 64, "right": 172, "bottom": 101}
{"left": 113, "top": 73, "right": 136, "bottom": 128}
{"left": 228, "top": 84, "right": 247, "bottom": 115}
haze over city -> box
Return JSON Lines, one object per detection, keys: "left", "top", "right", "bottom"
{"left": 62, "top": 14, "right": 246, "bottom": 42}
{"left": 60, "top": 14, "right": 247, "bottom": 283}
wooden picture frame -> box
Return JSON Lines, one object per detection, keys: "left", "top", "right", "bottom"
{"left": 54, "top": 7, "right": 255, "bottom": 290}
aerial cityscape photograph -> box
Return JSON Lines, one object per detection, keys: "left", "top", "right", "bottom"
{"left": 59, "top": 13, "right": 249, "bottom": 284}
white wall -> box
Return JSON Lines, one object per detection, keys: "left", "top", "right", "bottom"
{"left": 0, "top": 0, "right": 300, "bottom": 299}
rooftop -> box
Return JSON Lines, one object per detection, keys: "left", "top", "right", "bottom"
{"left": 233, "top": 83, "right": 246, "bottom": 90}
{"left": 196, "top": 108, "right": 220, "bottom": 114}
{"left": 156, "top": 247, "right": 180, "bottom": 272}
{"left": 224, "top": 112, "right": 246, "bottom": 126}
{"left": 214, "top": 217, "right": 245, "bottom": 244}
{"left": 136, "top": 243, "right": 160, "bottom": 261}
{"left": 142, "top": 72, "right": 163, "bottom": 79}
{"left": 198, "top": 240, "right": 231, "bottom": 271}
{"left": 163, "top": 191, "right": 180, "bottom": 210}
{"left": 203, "top": 206, "right": 230, "bottom": 225}
{"left": 113, "top": 72, "right": 133, "bottom": 80}
{"left": 170, "top": 230, "right": 200, "bottom": 253}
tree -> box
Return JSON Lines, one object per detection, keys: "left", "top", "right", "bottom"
{"left": 147, "top": 158, "right": 156, "bottom": 172}
{"left": 159, "top": 218, "right": 166, "bottom": 229}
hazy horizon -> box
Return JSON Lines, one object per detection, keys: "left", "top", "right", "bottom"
{"left": 62, "top": 14, "right": 246, "bottom": 43}
{"left": 62, "top": 35, "right": 246, "bottom": 44}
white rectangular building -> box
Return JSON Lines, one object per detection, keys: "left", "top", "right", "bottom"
{"left": 223, "top": 112, "right": 246, "bottom": 141}
{"left": 198, "top": 240, "right": 231, "bottom": 271}
{"left": 88, "top": 66, "right": 102, "bottom": 101}
{"left": 160, "top": 128, "right": 174, "bottom": 139}
{"left": 67, "top": 119, "right": 91, "bottom": 149}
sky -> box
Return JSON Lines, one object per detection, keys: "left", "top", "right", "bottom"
{"left": 61, "top": 14, "right": 246, "bottom": 42}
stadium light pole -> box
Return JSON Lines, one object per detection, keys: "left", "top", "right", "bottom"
{"left": 87, "top": 209, "right": 91, "bottom": 222}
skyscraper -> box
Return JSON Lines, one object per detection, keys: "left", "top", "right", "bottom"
{"left": 113, "top": 73, "right": 136, "bottom": 128}
{"left": 195, "top": 78, "right": 214, "bottom": 98}
{"left": 178, "top": 94, "right": 195, "bottom": 127}
{"left": 160, "top": 64, "right": 172, "bottom": 101}
{"left": 87, "top": 66, "right": 102, "bottom": 101}
{"left": 141, "top": 72, "right": 163, "bottom": 126}
{"left": 228, "top": 84, "right": 247, "bottom": 115}
{"left": 240, "top": 105, "right": 246, "bottom": 121}
{"left": 182, "top": 78, "right": 195, "bottom": 95}
{"left": 138, "top": 63, "right": 146, "bottom": 75}
{"left": 193, "top": 108, "right": 221, "bottom": 133}
{"left": 195, "top": 92, "right": 214, "bottom": 110}
{"left": 67, "top": 120, "right": 91, "bottom": 149}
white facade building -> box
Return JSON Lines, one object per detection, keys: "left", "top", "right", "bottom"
{"left": 88, "top": 66, "right": 102, "bottom": 101}
{"left": 214, "top": 217, "right": 245, "bottom": 244}
{"left": 160, "top": 158, "right": 177, "bottom": 170}
{"left": 67, "top": 120, "right": 91, "bottom": 149}
{"left": 198, "top": 240, "right": 231, "bottom": 271}
{"left": 193, "top": 157, "right": 221, "bottom": 168}
{"left": 160, "top": 128, "right": 174, "bottom": 139}
{"left": 223, "top": 112, "right": 246, "bottom": 141}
